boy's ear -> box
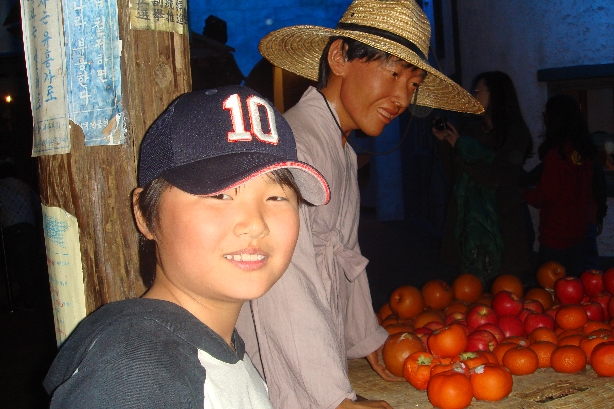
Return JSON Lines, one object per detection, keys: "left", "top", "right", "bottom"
{"left": 132, "top": 188, "right": 155, "bottom": 240}
{"left": 327, "top": 39, "right": 348, "bottom": 77}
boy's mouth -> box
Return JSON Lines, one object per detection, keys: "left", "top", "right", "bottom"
{"left": 224, "top": 254, "right": 266, "bottom": 261}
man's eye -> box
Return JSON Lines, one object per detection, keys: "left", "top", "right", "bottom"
{"left": 390, "top": 70, "right": 399, "bottom": 78}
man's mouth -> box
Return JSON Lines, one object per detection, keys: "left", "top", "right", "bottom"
{"left": 378, "top": 108, "right": 396, "bottom": 121}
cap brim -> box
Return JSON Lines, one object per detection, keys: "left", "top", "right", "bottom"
{"left": 259, "top": 25, "right": 484, "bottom": 114}
{"left": 162, "top": 152, "right": 330, "bottom": 206}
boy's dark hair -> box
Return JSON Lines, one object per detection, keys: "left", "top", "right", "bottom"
{"left": 317, "top": 37, "right": 422, "bottom": 89}
{"left": 136, "top": 168, "right": 303, "bottom": 237}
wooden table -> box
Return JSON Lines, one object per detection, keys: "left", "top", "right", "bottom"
{"left": 348, "top": 358, "right": 614, "bottom": 408}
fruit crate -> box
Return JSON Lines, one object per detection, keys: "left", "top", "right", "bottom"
{"left": 348, "top": 358, "right": 614, "bottom": 408}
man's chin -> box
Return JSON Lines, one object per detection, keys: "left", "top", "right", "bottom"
{"left": 359, "top": 127, "right": 384, "bottom": 137}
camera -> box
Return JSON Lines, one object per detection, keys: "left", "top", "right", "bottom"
{"left": 433, "top": 117, "right": 448, "bottom": 131}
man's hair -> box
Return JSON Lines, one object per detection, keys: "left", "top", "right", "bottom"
{"left": 317, "top": 37, "right": 422, "bottom": 89}
{"left": 135, "top": 168, "right": 303, "bottom": 238}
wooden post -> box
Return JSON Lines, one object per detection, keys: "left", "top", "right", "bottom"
{"left": 35, "top": 1, "right": 191, "bottom": 314}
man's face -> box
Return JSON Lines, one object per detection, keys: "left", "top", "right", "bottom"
{"left": 337, "top": 57, "right": 424, "bottom": 136}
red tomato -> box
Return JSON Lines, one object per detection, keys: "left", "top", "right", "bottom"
{"left": 428, "top": 323, "right": 468, "bottom": 358}
{"left": 402, "top": 351, "right": 441, "bottom": 390}
{"left": 427, "top": 368, "right": 473, "bottom": 409}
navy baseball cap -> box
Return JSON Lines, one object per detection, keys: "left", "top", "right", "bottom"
{"left": 138, "top": 85, "right": 330, "bottom": 205}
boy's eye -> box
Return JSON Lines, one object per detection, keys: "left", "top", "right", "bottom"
{"left": 267, "top": 195, "right": 288, "bottom": 202}
{"left": 209, "top": 193, "right": 232, "bottom": 200}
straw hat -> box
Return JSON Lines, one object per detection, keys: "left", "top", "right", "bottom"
{"left": 259, "top": 0, "right": 483, "bottom": 114}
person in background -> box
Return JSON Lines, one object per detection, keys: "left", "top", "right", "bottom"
{"left": 236, "top": 1, "right": 483, "bottom": 408}
{"left": 522, "top": 94, "right": 603, "bottom": 276}
{"left": 43, "top": 86, "right": 330, "bottom": 408}
{"left": 434, "top": 71, "right": 534, "bottom": 286}
{"left": 590, "top": 154, "right": 608, "bottom": 267}
{"left": 0, "top": 156, "right": 41, "bottom": 310}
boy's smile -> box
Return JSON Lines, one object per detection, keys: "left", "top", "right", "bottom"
{"left": 223, "top": 248, "right": 268, "bottom": 270}
{"left": 223, "top": 253, "right": 266, "bottom": 262}
{"left": 144, "top": 173, "right": 299, "bottom": 313}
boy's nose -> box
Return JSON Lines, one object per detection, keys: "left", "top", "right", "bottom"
{"left": 234, "top": 210, "right": 270, "bottom": 238}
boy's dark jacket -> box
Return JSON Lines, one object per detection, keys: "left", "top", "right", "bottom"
{"left": 44, "top": 298, "right": 247, "bottom": 408}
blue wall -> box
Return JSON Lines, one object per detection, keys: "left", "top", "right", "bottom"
{"left": 188, "top": 0, "right": 352, "bottom": 78}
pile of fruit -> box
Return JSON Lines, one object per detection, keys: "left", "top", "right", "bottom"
{"left": 377, "top": 263, "right": 614, "bottom": 409}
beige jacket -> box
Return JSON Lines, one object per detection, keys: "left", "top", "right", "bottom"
{"left": 237, "top": 87, "right": 387, "bottom": 409}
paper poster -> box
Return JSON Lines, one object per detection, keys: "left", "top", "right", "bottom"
{"left": 130, "top": 0, "right": 188, "bottom": 34}
{"left": 42, "top": 205, "right": 87, "bottom": 346}
{"left": 20, "top": 0, "right": 70, "bottom": 156}
{"left": 63, "top": 0, "right": 124, "bottom": 145}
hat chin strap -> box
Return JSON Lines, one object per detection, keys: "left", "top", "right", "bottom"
{"left": 317, "top": 86, "right": 421, "bottom": 157}
{"left": 336, "top": 22, "right": 427, "bottom": 61}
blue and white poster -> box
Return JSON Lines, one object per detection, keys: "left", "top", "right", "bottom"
{"left": 63, "top": 0, "right": 124, "bottom": 145}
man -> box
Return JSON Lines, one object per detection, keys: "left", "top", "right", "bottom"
{"left": 237, "top": 1, "right": 483, "bottom": 408}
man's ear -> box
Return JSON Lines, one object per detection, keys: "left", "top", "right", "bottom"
{"left": 132, "top": 187, "right": 155, "bottom": 240}
{"left": 327, "top": 39, "right": 348, "bottom": 77}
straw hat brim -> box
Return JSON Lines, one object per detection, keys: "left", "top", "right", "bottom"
{"left": 259, "top": 25, "right": 484, "bottom": 114}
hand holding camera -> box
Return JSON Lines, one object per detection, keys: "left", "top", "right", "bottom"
{"left": 432, "top": 116, "right": 460, "bottom": 146}
{"left": 433, "top": 116, "right": 448, "bottom": 131}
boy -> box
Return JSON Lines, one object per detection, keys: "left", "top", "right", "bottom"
{"left": 236, "top": 1, "right": 483, "bottom": 408}
{"left": 43, "top": 85, "right": 330, "bottom": 408}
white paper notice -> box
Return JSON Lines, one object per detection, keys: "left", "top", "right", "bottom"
{"left": 20, "top": 0, "right": 70, "bottom": 156}
{"left": 130, "top": 0, "right": 188, "bottom": 34}
{"left": 42, "top": 205, "right": 87, "bottom": 346}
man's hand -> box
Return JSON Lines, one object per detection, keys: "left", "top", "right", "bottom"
{"left": 338, "top": 398, "right": 393, "bottom": 409}
{"left": 365, "top": 345, "right": 404, "bottom": 382}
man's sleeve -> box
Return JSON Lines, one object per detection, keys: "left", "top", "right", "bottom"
{"left": 344, "top": 263, "right": 389, "bottom": 359}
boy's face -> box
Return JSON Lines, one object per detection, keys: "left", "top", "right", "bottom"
{"left": 337, "top": 55, "right": 424, "bottom": 136}
{"left": 149, "top": 173, "right": 299, "bottom": 305}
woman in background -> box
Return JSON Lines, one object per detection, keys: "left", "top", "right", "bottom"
{"left": 522, "top": 94, "right": 602, "bottom": 276}
{"left": 435, "top": 71, "right": 534, "bottom": 286}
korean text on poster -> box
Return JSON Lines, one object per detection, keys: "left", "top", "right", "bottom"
{"left": 64, "top": 0, "right": 124, "bottom": 145}
{"left": 130, "top": 0, "right": 188, "bottom": 34}
{"left": 42, "top": 205, "right": 87, "bottom": 346}
{"left": 20, "top": 0, "right": 70, "bottom": 156}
